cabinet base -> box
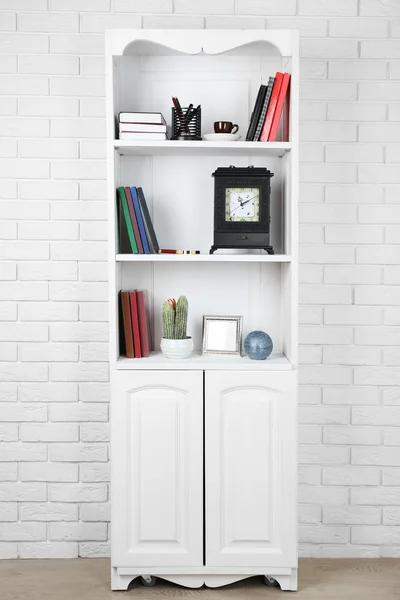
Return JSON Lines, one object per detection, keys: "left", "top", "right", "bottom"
{"left": 111, "top": 568, "right": 298, "bottom": 591}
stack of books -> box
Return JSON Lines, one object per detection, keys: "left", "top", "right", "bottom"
{"left": 119, "top": 290, "right": 151, "bottom": 359}
{"left": 117, "top": 186, "right": 160, "bottom": 255}
{"left": 246, "top": 72, "right": 291, "bottom": 142}
{"left": 118, "top": 112, "right": 168, "bottom": 141}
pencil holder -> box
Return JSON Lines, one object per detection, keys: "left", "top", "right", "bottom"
{"left": 171, "top": 106, "right": 202, "bottom": 141}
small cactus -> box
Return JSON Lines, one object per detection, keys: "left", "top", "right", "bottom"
{"left": 162, "top": 300, "right": 175, "bottom": 339}
{"left": 174, "top": 295, "right": 188, "bottom": 339}
{"left": 162, "top": 295, "right": 189, "bottom": 339}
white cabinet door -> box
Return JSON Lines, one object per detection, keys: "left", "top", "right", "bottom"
{"left": 205, "top": 370, "right": 297, "bottom": 568}
{"left": 111, "top": 370, "right": 203, "bottom": 567}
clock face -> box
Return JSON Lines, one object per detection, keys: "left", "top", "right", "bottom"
{"left": 225, "top": 187, "right": 260, "bottom": 222}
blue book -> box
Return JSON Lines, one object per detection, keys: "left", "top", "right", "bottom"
{"left": 137, "top": 187, "right": 159, "bottom": 254}
{"left": 130, "top": 186, "right": 150, "bottom": 254}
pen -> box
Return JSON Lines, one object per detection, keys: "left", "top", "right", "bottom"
{"left": 172, "top": 96, "right": 189, "bottom": 134}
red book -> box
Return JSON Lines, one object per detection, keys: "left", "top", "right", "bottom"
{"left": 129, "top": 291, "right": 141, "bottom": 358}
{"left": 282, "top": 76, "right": 291, "bottom": 143}
{"left": 125, "top": 186, "right": 144, "bottom": 254}
{"left": 259, "top": 72, "right": 283, "bottom": 142}
{"left": 121, "top": 291, "right": 134, "bottom": 358}
{"left": 137, "top": 290, "right": 150, "bottom": 357}
{"left": 268, "top": 73, "right": 291, "bottom": 142}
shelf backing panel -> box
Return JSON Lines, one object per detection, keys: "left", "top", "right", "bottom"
{"left": 114, "top": 47, "right": 291, "bottom": 142}
{"left": 120, "top": 261, "right": 287, "bottom": 356}
{"left": 118, "top": 153, "right": 285, "bottom": 255}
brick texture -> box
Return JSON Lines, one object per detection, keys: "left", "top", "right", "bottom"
{"left": 0, "top": 0, "right": 397, "bottom": 561}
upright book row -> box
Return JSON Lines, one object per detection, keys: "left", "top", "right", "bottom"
{"left": 117, "top": 186, "right": 160, "bottom": 255}
{"left": 119, "top": 290, "right": 151, "bottom": 359}
{"left": 246, "top": 72, "right": 291, "bottom": 142}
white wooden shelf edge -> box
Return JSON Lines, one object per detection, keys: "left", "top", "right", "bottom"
{"left": 116, "top": 253, "right": 292, "bottom": 263}
{"left": 115, "top": 351, "right": 294, "bottom": 371}
{"left": 114, "top": 140, "right": 291, "bottom": 157}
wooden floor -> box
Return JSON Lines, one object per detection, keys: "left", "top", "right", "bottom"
{"left": 1, "top": 559, "right": 399, "bottom": 599}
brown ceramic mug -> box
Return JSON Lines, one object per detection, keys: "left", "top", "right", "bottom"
{"left": 214, "top": 121, "right": 239, "bottom": 134}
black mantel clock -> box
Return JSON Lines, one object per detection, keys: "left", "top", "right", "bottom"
{"left": 210, "top": 166, "right": 274, "bottom": 254}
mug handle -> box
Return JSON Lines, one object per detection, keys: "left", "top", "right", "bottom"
{"left": 231, "top": 124, "right": 239, "bottom": 134}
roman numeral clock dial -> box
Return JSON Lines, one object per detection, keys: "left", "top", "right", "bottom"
{"left": 225, "top": 188, "right": 260, "bottom": 222}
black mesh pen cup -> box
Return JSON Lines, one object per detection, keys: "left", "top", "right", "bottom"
{"left": 171, "top": 106, "right": 201, "bottom": 140}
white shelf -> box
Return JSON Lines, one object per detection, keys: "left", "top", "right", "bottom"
{"left": 116, "top": 253, "right": 291, "bottom": 263}
{"left": 116, "top": 351, "right": 293, "bottom": 371}
{"left": 114, "top": 140, "right": 291, "bottom": 157}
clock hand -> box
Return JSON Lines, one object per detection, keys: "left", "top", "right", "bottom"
{"left": 237, "top": 192, "right": 255, "bottom": 207}
{"left": 230, "top": 199, "right": 243, "bottom": 214}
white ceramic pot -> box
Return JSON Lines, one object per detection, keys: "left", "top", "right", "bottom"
{"left": 160, "top": 337, "right": 194, "bottom": 359}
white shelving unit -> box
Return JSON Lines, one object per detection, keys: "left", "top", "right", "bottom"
{"left": 107, "top": 29, "right": 298, "bottom": 592}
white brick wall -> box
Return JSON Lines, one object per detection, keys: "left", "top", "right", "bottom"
{"left": 0, "top": 0, "right": 398, "bottom": 560}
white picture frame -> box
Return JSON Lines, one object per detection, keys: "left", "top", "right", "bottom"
{"left": 202, "top": 316, "right": 243, "bottom": 356}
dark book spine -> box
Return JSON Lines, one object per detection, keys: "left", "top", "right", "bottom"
{"left": 121, "top": 291, "right": 134, "bottom": 358}
{"left": 118, "top": 291, "right": 126, "bottom": 356}
{"left": 245, "top": 84, "right": 267, "bottom": 142}
{"left": 117, "top": 187, "right": 138, "bottom": 254}
{"left": 125, "top": 186, "right": 144, "bottom": 254}
{"left": 254, "top": 76, "right": 275, "bottom": 142}
{"left": 118, "top": 192, "right": 131, "bottom": 254}
{"left": 137, "top": 187, "right": 160, "bottom": 254}
{"left": 131, "top": 187, "right": 150, "bottom": 254}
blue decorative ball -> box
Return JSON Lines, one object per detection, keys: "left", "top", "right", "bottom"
{"left": 244, "top": 330, "right": 273, "bottom": 360}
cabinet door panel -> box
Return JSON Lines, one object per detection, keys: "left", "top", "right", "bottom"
{"left": 205, "top": 371, "right": 297, "bottom": 567}
{"left": 112, "top": 371, "right": 203, "bottom": 567}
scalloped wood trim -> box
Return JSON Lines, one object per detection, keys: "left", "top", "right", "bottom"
{"left": 106, "top": 30, "right": 295, "bottom": 58}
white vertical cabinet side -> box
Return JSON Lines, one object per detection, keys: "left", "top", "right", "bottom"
{"left": 111, "top": 371, "right": 203, "bottom": 567}
{"left": 106, "top": 38, "right": 119, "bottom": 365}
{"left": 288, "top": 34, "right": 299, "bottom": 366}
{"left": 205, "top": 370, "right": 297, "bottom": 568}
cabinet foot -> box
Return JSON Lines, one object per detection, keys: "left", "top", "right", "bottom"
{"left": 264, "top": 576, "right": 279, "bottom": 587}
{"left": 140, "top": 575, "right": 157, "bottom": 587}
{"left": 111, "top": 567, "right": 138, "bottom": 591}
{"left": 268, "top": 569, "right": 298, "bottom": 591}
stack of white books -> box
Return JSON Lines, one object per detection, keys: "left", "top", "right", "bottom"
{"left": 118, "top": 112, "right": 167, "bottom": 141}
